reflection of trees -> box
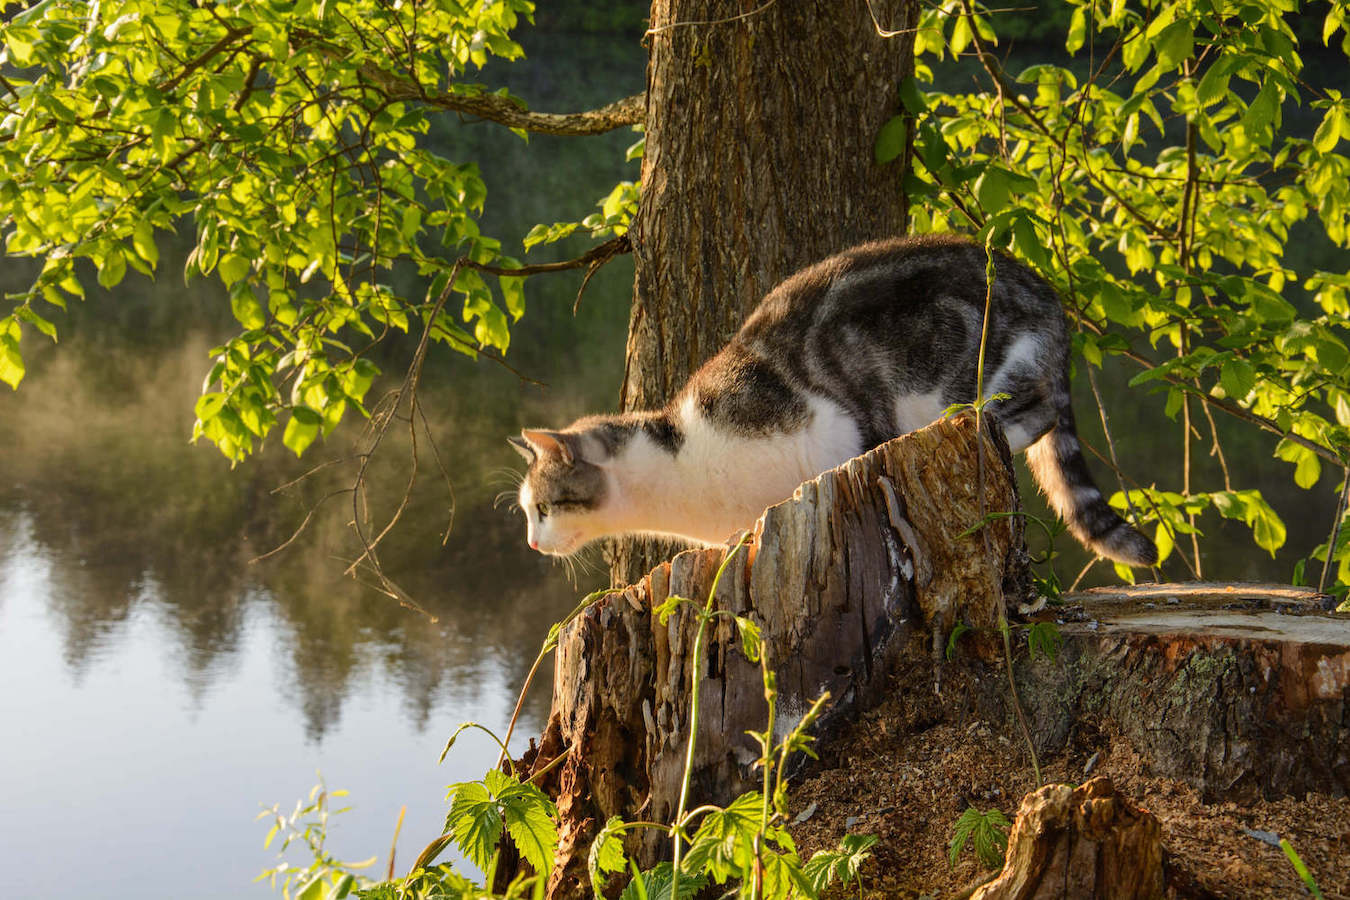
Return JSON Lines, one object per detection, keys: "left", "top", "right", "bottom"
{"left": 0, "top": 28, "right": 646, "bottom": 741}
{"left": 0, "top": 332, "right": 611, "bottom": 739}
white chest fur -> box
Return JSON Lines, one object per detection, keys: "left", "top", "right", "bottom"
{"left": 608, "top": 395, "right": 862, "bottom": 545}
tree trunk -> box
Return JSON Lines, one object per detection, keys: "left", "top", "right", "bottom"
{"left": 611, "top": 0, "right": 918, "bottom": 584}
{"left": 530, "top": 415, "right": 1027, "bottom": 898}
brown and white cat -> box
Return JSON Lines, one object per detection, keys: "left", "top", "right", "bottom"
{"left": 509, "top": 235, "right": 1156, "bottom": 567}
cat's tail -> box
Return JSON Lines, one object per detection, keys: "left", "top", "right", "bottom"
{"left": 1024, "top": 410, "right": 1158, "bottom": 567}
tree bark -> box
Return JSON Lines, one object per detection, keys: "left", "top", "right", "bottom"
{"left": 1008, "top": 585, "right": 1350, "bottom": 803}
{"left": 611, "top": 0, "right": 918, "bottom": 584}
{"left": 530, "top": 415, "right": 1027, "bottom": 898}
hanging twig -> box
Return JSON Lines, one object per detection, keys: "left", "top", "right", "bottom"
{"left": 1317, "top": 470, "right": 1349, "bottom": 595}
{"left": 253, "top": 238, "right": 633, "bottom": 617}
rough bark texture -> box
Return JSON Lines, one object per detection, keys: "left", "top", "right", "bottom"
{"left": 612, "top": 0, "right": 917, "bottom": 585}
{"left": 531, "top": 415, "right": 1026, "bottom": 898}
{"left": 1008, "top": 585, "right": 1350, "bottom": 803}
{"left": 971, "top": 778, "right": 1165, "bottom": 900}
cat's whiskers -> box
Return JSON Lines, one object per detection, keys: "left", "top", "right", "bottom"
{"left": 487, "top": 467, "right": 525, "bottom": 489}
{"left": 550, "top": 544, "right": 603, "bottom": 588}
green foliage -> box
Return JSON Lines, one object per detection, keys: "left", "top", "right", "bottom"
{"left": 1, "top": 0, "right": 536, "bottom": 460}
{"left": 945, "top": 621, "right": 973, "bottom": 660}
{"left": 256, "top": 778, "right": 377, "bottom": 900}
{"left": 522, "top": 131, "right": 641, "bottom": 250}
{"left": 948, "top": 806, "right": 1011, "bottom": 870}
{"left": 911, "top": 0, "right": 1350, "bottom": 592}
{"left": 1104, "top": 487, "right": 1287, "bottom": 582}
{"left": 445, "top": 769, "right": 558, "bottom": 876}
{"left": 1280, "top": 838, "right": 1326, "bottom": 900}
{"left": 1025, "top": 621, "right": 1063, "bottom": 662}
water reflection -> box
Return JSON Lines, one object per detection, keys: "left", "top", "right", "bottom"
{"left": 0, "top": 314, "right": 628, "bottom": 738}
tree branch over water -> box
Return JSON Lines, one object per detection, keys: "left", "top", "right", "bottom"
{"left": 292, "top": 28, "right": 646, "bottom": 136}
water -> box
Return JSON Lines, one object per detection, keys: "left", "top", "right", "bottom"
{"left": 0, "top": 524, "right": 512, "bottom": 898}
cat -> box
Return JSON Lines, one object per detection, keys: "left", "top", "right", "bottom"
{"left": 509, "top": 234, "right": 1157, "bottom": 568}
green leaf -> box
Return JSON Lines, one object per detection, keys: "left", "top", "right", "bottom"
{"left": 588, "top": 816, "right": 627, "bottom": 896}
{"left": 654, "top": 595, "right": 690, "bottom": 625}
{"left": 1153, "top": 20, "right": 1195, "bottom": 69}
{"left": 445, "top": 781, "right": 504, "bottom": 873}
{"left": 503, "top": 791, "right": 557, "bottom": 876}
{"left": 0, "top": 332, "right": 25, "bottom": 390}
{"left": 195, "top": 392, "right": 227, "bottom": 422}
{"left": 975, "top": 170, "right": 1008, "bottom": 214}
{"left": 619, "top": 864, "right": 705, "bottom": 900}
{"left": 219, "top": 254, "right": 251, "bottom": 287}
{"left": 231, "top": 286, "right": 266, "bottom": 330}
{"left": 945, "top": 622, "right": 972, "bottom": 661}
{"left": 1154, "top": 521, "right": 1175, "bottom": 563}
{"left": 1219, "top": 357, "right": 1256, "bottom": 400}
{"left": 899, "top": 77, "right": 928, "bottom": 114}
{"left": 1276, "top": 441, "right": 1322, "bottom": 490}
{"left": 296, "top": 874, "right": 325, "bottom": 900}
{"left": 1065, "top": 7, "right": 1086, "bottom": 54}
{"left": 1026, "top": 621, "right": 1062, "bottom": 662}
{"left": 948, "top": 807, "right": 1010, "bottom": 870}
{"left": 734, "top": 615, "right": 762, "bottom": 662}
{"left": 874, "top": 115, "right": 907, "bottom": 165}
{"left": 1313, "top": 107, "right": 1343, "bottom": 153}
{"left": 282, "top": 406, "right": 323, "bottom": 457}
{"left": 97, "top": 248, "right": 127, "bottom": 289}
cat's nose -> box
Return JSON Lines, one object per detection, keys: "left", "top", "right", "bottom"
{"left": 529, "top": 538, "right": 539, "bottom": 550}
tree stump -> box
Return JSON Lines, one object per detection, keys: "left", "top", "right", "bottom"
{"left": 1007, "top": 584, "right": 1350, "bottom": 802}
{"left": 971, "top": 777, "right": 1164, "bottom": 900}
{"left": 527, "top": 414, "right": 1027, "bottom": 897}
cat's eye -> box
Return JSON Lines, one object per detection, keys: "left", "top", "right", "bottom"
{"left": 535, "top": 502, "right": 550, "bottom": 518}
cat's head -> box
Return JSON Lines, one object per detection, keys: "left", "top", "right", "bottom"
{"left": 509, "top": 426, "right": 616, "bottom": 556}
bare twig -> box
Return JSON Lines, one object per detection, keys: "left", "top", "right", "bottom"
{"left": 1318, "top": 471, "right": 1349, "bottom": 595}
{"left": 386, "top": 805, "right": 406, "bottom": 881}
{"left": 253, "top": 237, "right": 633, "bottom": 613}
{"left": 864, "top": 0, "right": 920, "bottom": 38}
{"left": 646, "top": 0, "right": 780, "bottom": 36}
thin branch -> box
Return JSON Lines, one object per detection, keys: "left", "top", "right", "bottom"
{"left": 1072, "top": 318, "right": 1344, "bottom": 466}
{"left": 250, "top": 487, "right": 355, "bottom": 564}
{"left": 290, "top": 28, "right": 644, "bottom": 136}
{"left": 864, "top": 0, "right": 920, "bottom": 38}
{"left": 159, "top": 25, "right": 252, "bottom": 93}
{"left": 1080, "top": 437, "right": 1202, "bottom": 581}
{"left": 646, "top": 0, "right": 780, "bottom": 36}
{"left": 1318, "top": 471, "right": 1349, "bottom": 595}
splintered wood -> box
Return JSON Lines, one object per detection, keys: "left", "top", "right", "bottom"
{"left": 971, "top": 778, "right": 1164, "bottom": 900}
{"left": 528, "top": 415, "right": 1028, "bottom": 897}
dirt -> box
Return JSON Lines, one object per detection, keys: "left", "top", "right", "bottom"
{"left": 787, "top": 665, "right": 1350, "bottom": 899}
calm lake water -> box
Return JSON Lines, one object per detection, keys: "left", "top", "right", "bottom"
{"left": 1, "top": 22, "right": 1344, "bottom": 900}
{"left": 0, "top": 25, "right": 644, "bottom": 899}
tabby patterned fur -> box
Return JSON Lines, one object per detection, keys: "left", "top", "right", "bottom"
{"left": 510, "top": 235, "right": 1157, "bottom": 567}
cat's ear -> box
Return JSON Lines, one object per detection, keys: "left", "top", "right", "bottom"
{"left": 520, "top": 429, "right": 574, "bottom": 466}
{"left": 508, "top": 435, "right": 535, "bottom": 463}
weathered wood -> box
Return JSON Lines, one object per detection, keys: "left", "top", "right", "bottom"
{"left": 970, "top": 778, "right": 1164, "bottom": 900}
{"left": 1007, "top": 587, "right": 1350, "bottom": 802}
{"left": 529, "top": 415, "right": 1026, "bottom": 897}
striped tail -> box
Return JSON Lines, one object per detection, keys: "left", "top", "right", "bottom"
{"left": 1024, "top": 409, "right": 1157, "bottom": 567}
